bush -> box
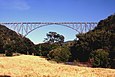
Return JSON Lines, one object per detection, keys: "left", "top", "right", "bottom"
{"left": 5, "top": 50, "right": 13, "bottom": 56}
{"left": 110, "top": 58, "right": 115, "bottom": 69}
{"left": 90, "top": 49, "right": 110, "bottom": 68}
{"left": 48, "top": 46, "right": 71, "bottom": 62}
{"left": 35, "top": 43, "right": 59, "bottom": 56}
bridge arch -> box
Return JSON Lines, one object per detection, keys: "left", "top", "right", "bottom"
{"left": 24, "top": 24, "right": 81, "bottom": 37}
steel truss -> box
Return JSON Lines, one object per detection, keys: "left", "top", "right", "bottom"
{"left": 0, "top": 22, "right": 98, "bottom": 37}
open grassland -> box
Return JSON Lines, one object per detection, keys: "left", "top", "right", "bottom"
{"left": 0, "top": 55, "right": 115, "bottom": 77}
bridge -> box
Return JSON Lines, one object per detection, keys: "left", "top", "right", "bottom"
{"left": 0, "top": 22, "right": 98, "bottom": 37}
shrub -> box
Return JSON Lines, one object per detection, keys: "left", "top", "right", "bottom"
{"left": 5, "top": 50, "right": 13, "bottom": 56}
{"left": 90, "top": 49, "right": 110, "bottom": 68}
{"left": 35, "top": 43, "right": 59, "bottom": 56}
{"left": 110, "top": 58, "right": 115, "bottom": 69}
{"left": 48, "top": 46, "right": 71, "bottom": 62}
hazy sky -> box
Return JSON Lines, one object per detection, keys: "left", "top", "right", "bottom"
{"left": 0, "top": 0, "right": 115, "bottom": 44}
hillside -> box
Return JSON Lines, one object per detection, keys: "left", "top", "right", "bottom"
{"left": 70, "top": 14, "right": 115, "bottom": 68}
{"left": 0, "top": 55, "right": 115, "bottom": 77}
{"left": 0, "top": 24, "right": 36, "bottom": 55}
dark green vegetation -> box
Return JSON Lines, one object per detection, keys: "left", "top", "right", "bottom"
{"left": 0, "top": 14, "right": 115, "bottom": 68}
{"left": 35, "top": 32, "right": 71, "bottom": 62}
{"left": 0, "top": 25, "right": 36, "bottom": 55}
{"left": 35, "top": 14, "right": 115, "bottom": 68}
{"left": 35, "top": 43, "right": 59, "bottom": 56}
{"left": 70, "top": 14, "right": 115, "bottom": 68}
{"left": 48, "top": 46, "right": 71, "bottom": 62}
{"left": 44, "top": 32, "right": 64, "bottom": 44}
{"left": 90, "top": 49, "right": 109, "bottom": 68}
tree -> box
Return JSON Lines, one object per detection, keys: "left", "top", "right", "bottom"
{"left": 48, "top": 46, "right": 71, "bottom": 62}
{"left": 90, "top": 49, "right": 110, "bottom": 68}
{"left": 35, "top": 43, "right": 59, "bottom": 56}
{"left": 70, "top": 30, "right": 112, "bottom": 62}
{"left": 44, "top": 32, "right": 64, "bottom": 44}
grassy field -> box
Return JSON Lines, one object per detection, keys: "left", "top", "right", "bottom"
{"left": 0, "top": 55, "right": 115, "bottom": 77}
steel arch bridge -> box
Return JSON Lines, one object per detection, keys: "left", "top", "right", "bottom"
{"left": 0, "top": 22, "right": 98, "bottom": 37}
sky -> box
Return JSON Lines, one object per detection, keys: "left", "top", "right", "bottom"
{"left": 0, "top": 0, "right": 115, "bottom": 44}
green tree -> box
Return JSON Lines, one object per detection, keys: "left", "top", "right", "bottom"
{"left": 44, "top": 32, "right": 64, "bottom": 44}
{"left": 48, "top": 46, "right": 71, "bottom": 62}
{"left": 71, "top": 30, "right": 112, "bottom": 62}
{"left": 90, "top": 49, "right": 110, "bottom": 68}
{"left": 35, "top": 43, "right": 59, "bottom": 56}
{"left": 4, "top": 44, "right": 13, "bottom": 56}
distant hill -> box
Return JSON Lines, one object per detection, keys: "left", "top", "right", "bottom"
{"left": 0, "top": 24, "right": 36, "bottom": 55}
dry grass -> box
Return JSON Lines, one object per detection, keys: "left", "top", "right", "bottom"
{"left": 0, "top": 55, "right": 115, "bottom": 77}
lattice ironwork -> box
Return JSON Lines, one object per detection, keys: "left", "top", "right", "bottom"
{"left": 0, "top": 22, "right": 98, "bottom": 37}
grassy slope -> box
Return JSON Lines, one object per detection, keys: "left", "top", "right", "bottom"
{"left": 0, "top": 55, "right": 115, "bottom": 77}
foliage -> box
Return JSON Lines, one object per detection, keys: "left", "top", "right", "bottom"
{"left": 76, "top": 30, "right": 112, "bottom": 61}
{"left": 35, "top": 43, "right": 59, "bottom": 56}
{"left": 44, "top": 32, "right": 64, "bottom": 44}
{"left": 94, "top": 14, "right": 115, "bottom": 32}
{"left": 0, "top": 25, "right": 35, "bottom": 55}
{"left": 110, "top": 59, "right": 115, "bottom": 69}
{"left": 5, "top": 50, "right": 13, "bottom": 56}
{"left": 90, "top": 49, "right": 110, "bottom": 68}
{"left": 70, "top": 14, "right": 115, "bottom": 68}
{"left": 48, "top": 46, "right": 71, "bottom": 62}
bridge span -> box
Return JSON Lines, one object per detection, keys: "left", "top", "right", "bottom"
{"left": 0, "top": 22, "right": 98, "bottom": 37}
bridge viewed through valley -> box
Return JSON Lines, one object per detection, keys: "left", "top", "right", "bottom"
{"left": 0, "top": 0, "right": 115, "bottom": 76}
{"left": 0, "top": 14, "right": 115, "bottom": 77}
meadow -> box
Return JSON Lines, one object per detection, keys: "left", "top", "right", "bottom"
{"left": 0, "top": 55, "right": 115, "bottom": 77}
